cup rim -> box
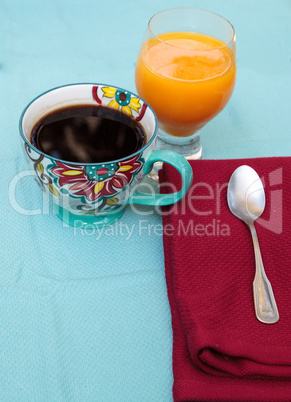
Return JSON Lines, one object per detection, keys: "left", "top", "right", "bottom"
{"left": 148, "top": 7, "right": 236, "bottom": 50}
{"left": 19, "top": 82, "right": 158, "bottom": 166}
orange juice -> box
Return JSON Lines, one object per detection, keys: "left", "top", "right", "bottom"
{"left": 135, "top": 32, "right": 236, "bottom": 137}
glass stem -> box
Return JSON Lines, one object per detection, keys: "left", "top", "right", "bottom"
{"left": 155, "top": 130, "right": 202, "bottom": 159}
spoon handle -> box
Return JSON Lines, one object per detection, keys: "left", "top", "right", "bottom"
{"left": 248, "top": 223, "right": 279, "bottom": 324}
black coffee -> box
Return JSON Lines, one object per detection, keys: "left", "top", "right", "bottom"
{"left": 31, "top": 105, "right": 147, "bottom": 163}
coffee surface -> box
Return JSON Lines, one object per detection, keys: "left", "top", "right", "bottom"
{"left": 31, "top": 105, "right": 146, "bottom": 163}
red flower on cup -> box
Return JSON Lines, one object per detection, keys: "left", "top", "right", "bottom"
{"left": 49, "top": 154, "right": 143, "bottom": 203}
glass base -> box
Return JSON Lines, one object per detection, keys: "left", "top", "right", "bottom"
{"left": 147, "top": 161, "right": 164, "bottom": 182}
{"left": 53, "top": 204, "right": 125, "bottom": 228}
{"left": 155, "top": 130, "right": 202, "bottom": 159}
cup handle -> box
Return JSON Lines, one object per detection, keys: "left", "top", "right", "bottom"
{"left": 126, "top": 150, "right": 193, "bottom": 206}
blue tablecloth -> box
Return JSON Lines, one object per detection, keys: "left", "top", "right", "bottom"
{"left": 0, "top": 0, "right": 290, "bottom": 400}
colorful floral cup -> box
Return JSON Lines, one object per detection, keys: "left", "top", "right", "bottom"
{"left": 19, "top": 83, "right": 193, "bottom": 227}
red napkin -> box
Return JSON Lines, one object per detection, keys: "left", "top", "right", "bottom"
{"left": 160, "top": 157, "right": 291, "bottom": 402}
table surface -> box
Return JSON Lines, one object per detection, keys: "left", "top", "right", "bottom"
{"left": 1, "top": 0, "right": 290, "bottom": 400}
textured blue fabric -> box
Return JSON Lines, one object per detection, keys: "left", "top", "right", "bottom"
{"left": 0, "top": 0, "right": 290, "bottom": 400}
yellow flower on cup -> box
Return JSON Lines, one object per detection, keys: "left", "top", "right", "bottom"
{"left": 102, "top": 86, "right": 141, "bottom": 116}
{"left": 49, "top": 154, "right": 143, "bottom": 203}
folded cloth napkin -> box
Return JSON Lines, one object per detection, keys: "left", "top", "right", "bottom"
{"left": 160, "top": 157, "right": 291, "bottom": 402}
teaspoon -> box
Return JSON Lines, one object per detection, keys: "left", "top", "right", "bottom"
{"left": 227, "top": 165, "right": 279, "bottom": 324}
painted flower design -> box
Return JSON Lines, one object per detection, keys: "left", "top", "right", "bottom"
{"left": 101, "top": 86, "right": 141, "bottom": 116}
{"left": 49, "top": 154, "right": 143, "bottom": 203}
{"left": 24, "top": 144, "right": 60, "bottom": 197}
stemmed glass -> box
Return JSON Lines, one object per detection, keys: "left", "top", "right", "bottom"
{"left": 135, "top": 8, "right": 236, "bottom": 159}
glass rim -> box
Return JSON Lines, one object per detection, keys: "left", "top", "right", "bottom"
{"left": 148, "top": 7, "right": 236, "bottom": 50}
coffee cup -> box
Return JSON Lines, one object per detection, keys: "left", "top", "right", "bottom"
{"left": 19, "top": 83, "right": 193, "bottom": 227}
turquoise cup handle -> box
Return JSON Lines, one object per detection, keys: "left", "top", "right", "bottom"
{"left": 126, "top": 150, "right": 193, "bottom": 206}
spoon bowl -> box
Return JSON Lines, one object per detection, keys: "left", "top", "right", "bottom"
{"left": 227, "top": 165, "right": 265, "bottom": 223}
